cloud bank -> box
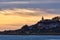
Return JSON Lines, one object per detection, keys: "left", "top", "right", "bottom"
{"left": 0, "top": 0, "right": 60, "bottom": 9}
{"left": 0, "top": 0, "right": 60, "bottom": 4}
{"left": 0, "top": 8, "right": 60, "bottom": 16}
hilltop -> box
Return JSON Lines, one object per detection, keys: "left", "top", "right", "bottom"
{"left": 0, "top": 16, "right": 60, "bottom": 35}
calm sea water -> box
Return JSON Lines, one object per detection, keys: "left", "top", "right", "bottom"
{"left": 0, "top": 35, "right": 60, "bottom": 40}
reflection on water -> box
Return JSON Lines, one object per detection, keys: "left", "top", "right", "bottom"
{"left": 0, "top": 35, "right": 60, "bottom": 40}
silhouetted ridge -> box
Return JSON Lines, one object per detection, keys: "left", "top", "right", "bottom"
{"left": 1, "top": 16, "right": 60, "bottom": 35}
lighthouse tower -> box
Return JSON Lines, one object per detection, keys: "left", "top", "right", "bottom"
{"left": 42, "top": 16, "right": 44, "bottom": 20}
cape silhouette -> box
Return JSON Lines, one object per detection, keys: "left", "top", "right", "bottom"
{"left": 0, "top": 16, "right": 60, "bottom": 35}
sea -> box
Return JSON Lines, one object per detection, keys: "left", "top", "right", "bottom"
{"left": 0, "top": 35, "right": 60, "bottom": 40}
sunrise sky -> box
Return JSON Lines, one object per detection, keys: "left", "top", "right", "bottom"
{"left": 0, "top": 0, "right": 60, "bottom": 31}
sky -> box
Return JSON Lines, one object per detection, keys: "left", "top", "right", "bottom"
{"left": 0, "top": 0, "right": 60, "bottom": 31}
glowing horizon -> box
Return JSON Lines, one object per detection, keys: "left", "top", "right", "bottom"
{"left": 0, "top": 8, "right": 59, "bottom": 31}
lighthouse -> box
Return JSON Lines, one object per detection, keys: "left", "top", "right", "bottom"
{"left": 42, "top": 16, "right": 44, "bottom": 20}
